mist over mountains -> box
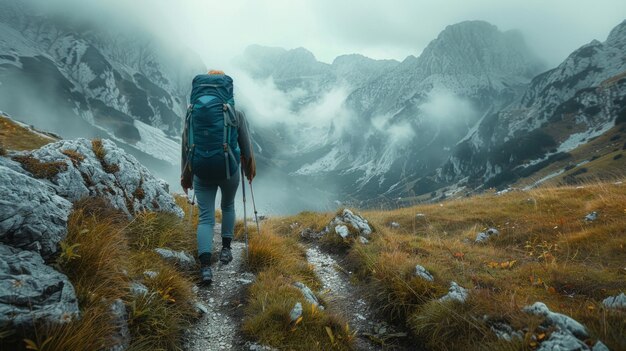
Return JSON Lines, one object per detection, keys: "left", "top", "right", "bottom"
{"left": 237, "top": 19, "right": 626, "bottom": 206}
{"left": 1, "top": 0, "right": 624, "bottom": 212}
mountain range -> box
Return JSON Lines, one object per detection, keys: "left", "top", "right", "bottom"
{"left": 0, "top": 0, "right": 624, "bottom": 208}
{"left": 237, "top": 19, "right": 626, "bottom": 205}
{"left": 0, "top": 0, "right": 203, "bottom": 184}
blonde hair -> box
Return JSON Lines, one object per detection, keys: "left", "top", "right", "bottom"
{"left": 208, "top": 70, "right": 225, "bottom": 75}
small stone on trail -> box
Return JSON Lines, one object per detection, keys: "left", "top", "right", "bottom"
{"left": 194, "top": 301, "right": 208, "bottom": 315}
{"left": 331, "top": 209, "right": 372, "bottom": 236}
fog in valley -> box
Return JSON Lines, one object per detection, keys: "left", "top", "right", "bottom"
{"left": 3, "top": 0, "right": 626, "bottom": 215}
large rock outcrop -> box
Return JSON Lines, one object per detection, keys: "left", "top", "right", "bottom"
{"left": 10, "top": 138, "right": 183, "bottom": 218}
{"left": 0, "top": 165, "right": 72, "bottom": 259}
{"left": 0, "top": 244, "right": 80, "bottom": 329}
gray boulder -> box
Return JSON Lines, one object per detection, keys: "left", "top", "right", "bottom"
{"left": 602, "top": 292, "right": 626, "bottom": 309}
{"left": 0, "top": 156, "right": 28, "bottom": 174}
{"left": 130, "top": 282, "right": 149, "bottom": 296}
{"left": 475, "top": 228, "right": 500, "bottom": 244}
{"left": 592, "top": 341, "right": 610, "bottom": 351}
{"left": 439, "top": 282, "right": 468, "bottom": 303}
{"left": 14, "top": 138, "right": 182, "bottom": 218}
{"left": 414, "top": 265, "right": 434, "bottom": 282}
{"left": 289, "top": 302, "right": 303, "bottom": 322}
{"left": 536, "top": 330, "right": 589, "bottom": 351}
{"left": 0, "top": 244, "right": 79, "bottom": 329}
{"left": 0, "top": 164, "right": 72, "bottom": 258}
{"left": 154, "top": 248, "right": 196, "bottom": 271}
{"left": 490, "top": 322, "right": 523, "bottom": 341}
{"left": 523, "top": 302, "right": 587, "bottom": 338}
{"left": 331, "top": 209, "right": 372, "bottom": 237}
{"left": 334, "top": 225, "right": 350, "bottom": 239}
{"left": 294, "top": 282, "right": 323, "bottom": 310}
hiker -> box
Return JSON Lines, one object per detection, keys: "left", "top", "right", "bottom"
{"left": 181, "top": 70, "right": 256, "bottom": 284}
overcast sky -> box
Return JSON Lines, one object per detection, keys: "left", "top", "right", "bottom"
{"left": 37, "top": 0, "right": 626, "bottom": 67}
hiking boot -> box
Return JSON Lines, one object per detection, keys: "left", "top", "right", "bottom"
{"left": 220, "top": 247, "right": 233, "bottom": 264}
{"left": 200, "top": 266, "right": 213, "bottom": 285}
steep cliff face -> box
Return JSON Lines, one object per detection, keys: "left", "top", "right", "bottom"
{"left": 435, "top": 20, "right": 626, "bottom": 191}
{"left": 0, "top": 0, "right": 204, "bottom": 167}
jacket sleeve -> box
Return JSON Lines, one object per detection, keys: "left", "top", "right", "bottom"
{"left": 237, "top": 110, "right": 255, "bottom": 162}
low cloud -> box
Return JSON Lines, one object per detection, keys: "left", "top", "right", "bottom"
{"left": 419, "top": 90, "right": 478, "bottom": 124}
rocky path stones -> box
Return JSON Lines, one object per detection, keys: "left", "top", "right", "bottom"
{"left": 306, "top": 246, "right": 407, "bottom": 351}
{"left": 184, "top": 224, "right": 254, "bottom": 351}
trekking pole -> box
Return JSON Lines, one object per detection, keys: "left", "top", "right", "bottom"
{"left": 188, "top": 193, "right": 196, "bottom": 225}
{"left": 248, "top": 180, "right": 261, "bottom": 235}
{"left": 240, "top": 167, "right": 249, "bottom": 260}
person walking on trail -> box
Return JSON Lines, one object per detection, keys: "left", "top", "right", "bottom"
{"left": 180, "top": 70, "right": 256, "bottom": 284}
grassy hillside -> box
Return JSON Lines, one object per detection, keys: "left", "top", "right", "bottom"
{"left": 251, "top": 180, "right": 625, "bottom": 350}
{"left": 0, "top": 114, "right": 201, "bottom": 351}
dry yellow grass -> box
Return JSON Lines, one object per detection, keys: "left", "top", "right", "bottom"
{"left": 242, "top": 225, "right": 354, "bottom": 350}
{"left": 1, "top": 198, "right": 199, "bottom": 351}
{"left": 0, "top": 115, "right": 56, "bottom": 151}
{"left": 91, "top": 139, "right": 120, "bottom": 174}
{"left": 11, "top": 154, "right": 68, "bottom": 179}
{"left": 269, "top": 180, "right": 626, "bottom": 350}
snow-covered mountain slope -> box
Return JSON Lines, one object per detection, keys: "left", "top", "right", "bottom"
{"left": 282, "top": 21, "right": 545, "bottom": 199}
{"left": 0, "top": 0, "right": 204, "bottom": 170}
{"left": 429, "top": 19, "right": 626, "bottom": 193}
{"left": 236, "top": 45, "right": 399, "bottom": 107}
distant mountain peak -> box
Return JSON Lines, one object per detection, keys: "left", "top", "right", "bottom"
{"left": 418, "top": 20, "right": 544, "bottom": 78}
{"left": 606, "top": 19, "right": 626, "bottom": 45}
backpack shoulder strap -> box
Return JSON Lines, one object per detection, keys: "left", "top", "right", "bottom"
{"left": 185, "top": 105, "right": 194, "bottom": 148}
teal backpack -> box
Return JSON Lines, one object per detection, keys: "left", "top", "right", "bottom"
{"left": 182, "top": 74, "right": 240, "bottom": 181}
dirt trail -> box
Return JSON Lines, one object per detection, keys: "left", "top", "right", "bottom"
{"left": 184, "top": 224, "right": 254, "bottom": 351}
{"left": 306, "top": 246, "right": 408, "bottom": 351}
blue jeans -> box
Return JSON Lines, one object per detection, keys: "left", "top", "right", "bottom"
{"left": 193, "top": 169, "right": 239, "bottom": 256}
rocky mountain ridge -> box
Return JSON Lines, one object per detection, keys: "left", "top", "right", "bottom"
{"left": 430, "top": 19, "right": 626, "bottom": 194}
{"left": 240, "top": 19, "right": 626, "bottom": 204}
{"left": 0, "top": 0, "right": 204, "bottom": 172}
